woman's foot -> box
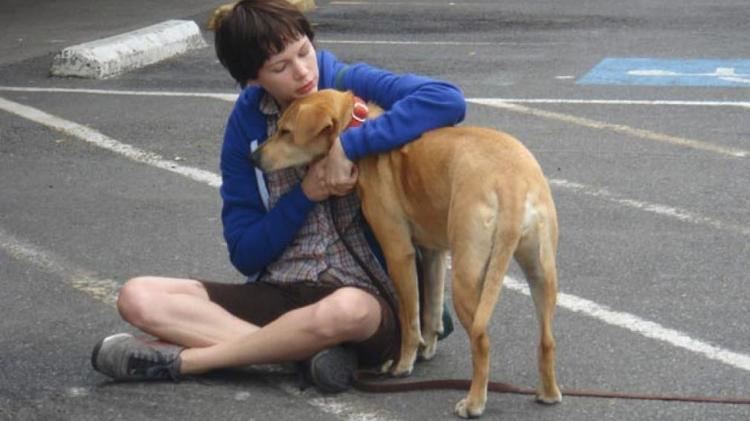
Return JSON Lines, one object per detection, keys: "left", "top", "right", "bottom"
{"left": 91, "top": 333, "right": 182, "bottom": 381}
{"left": 304, "top": 345, "right": 357, "bottom": 393}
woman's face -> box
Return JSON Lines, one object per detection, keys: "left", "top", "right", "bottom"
{"left": 250, "top": 35, "right": 319, "bottom": 109}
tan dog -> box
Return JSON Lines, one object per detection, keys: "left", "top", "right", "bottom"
{"left": 252, "top": 89, "right": 562, "bottom": 418}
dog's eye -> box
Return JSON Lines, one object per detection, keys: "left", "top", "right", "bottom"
{"left": 278, "top": 128, "right": 290, "bottom": 137}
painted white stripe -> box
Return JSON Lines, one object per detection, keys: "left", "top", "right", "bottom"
{"left": 504, "top": 276, "right": 750, "bottom": 372}
{"left": 318, "top": 39, "right": 503, "bottom": 46}
{"left": 0, "top": 96, "right": 222, "bottom": 188}
{"left": 468, "top": 97, "right": 750, "bottom": 109}
{"left": 468, "top": 99, "right": 750, "bottom": 158}
{"left": 0, "top": 86, "right": 238, "bottom": 102}
{"left": 5, "top": 86, "right": 750, "bottom": 110}
{"left": 0, "top": 226, "right": 120, "bottom": 306}
{"left": 550, "top": 179, "right": 750, "bottom": 237}
{"left": 3, "top": 91, "right": 749, "bottom": 377}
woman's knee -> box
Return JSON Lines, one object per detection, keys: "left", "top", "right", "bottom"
{"left": 117, "top": 276, "right": 208, "bottom": 328}
{"left": 117, "top": 276, "right": 160, "bottom": 328}
{"left": 311, "top": 288, "right": 381, "bottom": 342}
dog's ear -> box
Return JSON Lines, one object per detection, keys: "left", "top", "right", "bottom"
{"left": 333, "top": 91, "right": 356, "bottom": 132}
{"left": 294, "top": 103, "right": 337, "bottom": 144}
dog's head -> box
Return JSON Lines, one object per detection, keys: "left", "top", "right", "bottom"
{"left": 251, "top": 89, "right": 357, "bottom": 172}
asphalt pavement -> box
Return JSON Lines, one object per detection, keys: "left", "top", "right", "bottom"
{"left": 1, "top": 0, "right": 749, "bottom": 420}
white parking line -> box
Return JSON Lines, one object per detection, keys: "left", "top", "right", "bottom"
{"left": 4, "top": 86, "right": 748, "bottom": 158}
{"left": 1, "top": 94, "right": 748, "bottom": 375}
{"left": 0, "top": 96, "right": 222, "bottom": 188}
{"left": 5, "top": 85, "right": 750, "bottom": 108}
{"left": 469, "top": 97, "right": 750, "bottom": 109}
{"left": 0, "top": 86, "right": 237, "bottom": 102}
{"left": 550, "top": 179, "right": 750, "bottom": 236}
{"left": 318, "top": 39, "right": 504, "bottom": 46}
{"left": 468, "top": 99, "right": 750, "bottom": 158}
{"left": 0, "top": 226, "right": 120, "bottom": 306}
{"left": 505, "top": 277, "right": 750, "bottom": 372}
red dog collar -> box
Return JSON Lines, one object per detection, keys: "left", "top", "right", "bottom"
{"left": 347, "top": 96, "right": 368, "bottom": 129}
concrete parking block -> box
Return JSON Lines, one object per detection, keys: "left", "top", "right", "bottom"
{"left": 50, "top": 20, "right": 207, "bottom": 79}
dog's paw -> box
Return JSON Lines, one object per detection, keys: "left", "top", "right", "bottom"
{"left": 378, "top": 359, "right": 393, "bottom": 374}
{"left": 417, "top": 335, "right": 438, "bottom": 361}
{"left": 389, "top": 363, "right": 414, "bottom": 378}
{"left": 389, "top": 356, "right": 416, "bottom": 377}
{"left": 535, "top": 387, "right": 562, "bottom": 405}
{"left": 455, "top": 397, "right": 485, "bottom": 418}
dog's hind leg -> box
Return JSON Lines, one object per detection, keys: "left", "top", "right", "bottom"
{"left": 418, "top": 248, "right": 448, "bottom": 361}
{"left": 451, "top": 198, "right": 520, "bottom": 418}
{"left": 514, "top": 198, "right": 562, "bottom": 404}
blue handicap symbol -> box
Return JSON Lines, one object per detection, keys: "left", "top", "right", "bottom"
{"left": 577, "top": 58, "right": 750, "bottom": 87}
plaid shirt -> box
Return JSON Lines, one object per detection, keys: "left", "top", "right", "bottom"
{"left": 257, "top": 95, "right": 396, "bottom": 302}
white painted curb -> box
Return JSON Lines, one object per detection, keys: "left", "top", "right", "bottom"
{"left": 50, "top": 20, "right": 207, "bottom": 79}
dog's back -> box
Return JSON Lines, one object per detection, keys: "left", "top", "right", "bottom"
{"left": 358, "top": 125, "right": 553, "bottom": 251}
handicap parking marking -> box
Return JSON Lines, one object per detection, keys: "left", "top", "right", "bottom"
{"left": 578, "top": 58, "right": 750, "bottom": 87}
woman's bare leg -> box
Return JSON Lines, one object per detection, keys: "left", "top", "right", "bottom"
{"left": 116, "top": 276, "right": 259, "bottom": 348}
{"left": 179, "top": 287, "right": 381, "bottom": 374}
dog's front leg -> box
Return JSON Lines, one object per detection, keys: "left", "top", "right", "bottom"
{"left": 382, "top": 240, "right": 423, "bottom": 376}
{"left": 359, "top": 174, "right": 422, "bottom": 376}
{"left": 365, "top": 215, "right": 422, "bottom": 376}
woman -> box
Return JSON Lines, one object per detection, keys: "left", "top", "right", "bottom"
{"left": 92, "top": 0, "right": 465, "bottom": 393}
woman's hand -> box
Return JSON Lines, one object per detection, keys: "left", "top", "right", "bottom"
{"left": 301, "top": 158, "right": 331, "bottom": 202}
{"left": 325, "top": 137, "right": 358, "bottom": 196}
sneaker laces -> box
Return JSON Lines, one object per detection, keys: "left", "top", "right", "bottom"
{"left": 127, "top": 347, "right": 180, "bottom": 380}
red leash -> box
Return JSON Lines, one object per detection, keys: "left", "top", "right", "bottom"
{"left": 352, "top": 371, "right": 750, "bottom": 405}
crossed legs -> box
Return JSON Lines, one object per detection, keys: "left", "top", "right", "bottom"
{"left": 116, "top": 276, "right": 383, "bottom": 375}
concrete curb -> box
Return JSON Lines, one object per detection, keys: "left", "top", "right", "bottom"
{"left": 50, "top": 20, "right": 207, "bottom": 79}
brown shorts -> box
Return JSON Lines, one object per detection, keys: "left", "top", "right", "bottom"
{"left": 200, "top": 280, "right": 398, "bottom": 368}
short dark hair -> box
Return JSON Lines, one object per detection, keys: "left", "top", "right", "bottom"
{"left": 211, "top": 0, "right": 315, "bottom": 87}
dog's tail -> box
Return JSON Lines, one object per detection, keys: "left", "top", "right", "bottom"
{"left": 469, "top": 192, "right": 524, "bottom": 341}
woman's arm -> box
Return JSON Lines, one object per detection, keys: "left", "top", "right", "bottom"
{"left": 220, "top": 115, "right": 316, "bottom": 277}
{"left": 338, "top": 62, "right": 466, "bottom": 159}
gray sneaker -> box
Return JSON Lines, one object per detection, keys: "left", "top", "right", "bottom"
{"left": 91, "top": 333, "right": 182, "bottom": 381}
{"left": 305, "top": 346, "right": 357, "bottom": 393}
